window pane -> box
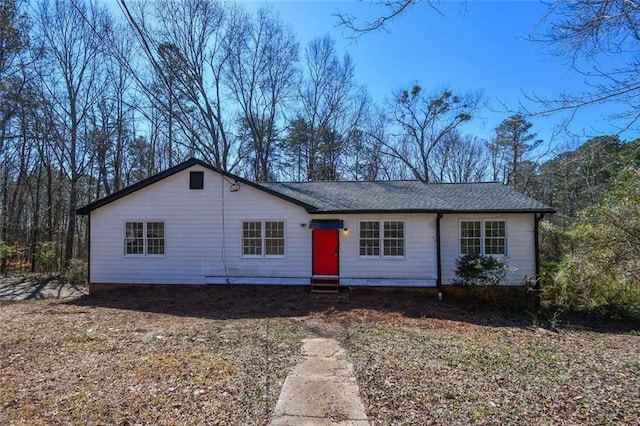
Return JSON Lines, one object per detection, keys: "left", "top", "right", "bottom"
{"left": 243, "top": 238, "right": 262, "bottom": 255}
{"left": 265, "top": 221, "right": 283, "bottom": 238}
{"left": 242, "top": 221, "right": 263, "bottom": 255}
{"left": 125, "top": 222, "right": 144, "bottom": 255}
{"left": 243, "top": 221, "right": 261, "bottom": 238}
{"left": 359, "top": 222, "right": 380, "bottom": 256}
{"left": 125, "top": 238, "right": 144, "bottom": 255}
{"left": 126, "top": 222, "right": 143, "bottom": 238}
{"left": 461, "top": 238, "right": 481, "bottom": 255}
{"left": 147, "top": 238, "right": 165, "bottom": 255}
{"left": 383, "top": 221, "right": 404, "bottom": 256}
{"left": 265, "top": 239, "right": 284, "bottom": 255}
{"left": 461, "top": 221, "right": 481, "bottom": 255}
{"left": 484, "top": 221, "right": 506, "bottom": 255}
{"left": 146, "top": 222, "right": 164, "bottom": 238}
{"left": 145, "top": 222, "right": 165, "bottom": 255}
{"left": 265, "top": 221, "right": 285, "bottom": 255}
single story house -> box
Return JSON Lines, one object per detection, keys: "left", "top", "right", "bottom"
{"left": 76, "top": 158, "right": 554, "bottom": 296}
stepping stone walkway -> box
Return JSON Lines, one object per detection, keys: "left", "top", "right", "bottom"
{"left": 270, "top": 338, "right": 370, "bottom": 426}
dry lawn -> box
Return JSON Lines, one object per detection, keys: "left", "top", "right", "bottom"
{"left": 0, "top": 285, "right": 638, "bottom": 425}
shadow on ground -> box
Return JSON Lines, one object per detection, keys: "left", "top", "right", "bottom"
{"left": 66, "top": 285, "right": 639, "bottom": 333}
{"left": 0, "top": 275, "right": 87, "bottom": 301}
{"left": 66, "top": 285, "right": 537, "bottom": 328}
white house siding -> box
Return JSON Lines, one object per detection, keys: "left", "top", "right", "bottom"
{"left": 440, "top": 213, "right": 536, "bottom": 285}
{"left": 89, "top": 166, "right": 312, "bottom": 285}
{"left": 89, "top": 166, "right": 537, "bottom": 287}
{"left": 336, "top": 214, "right": 437, "bottom": 286}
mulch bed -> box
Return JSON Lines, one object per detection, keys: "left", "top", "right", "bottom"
{"left": 0, "top": 285, "right": 638, "bottom": 425}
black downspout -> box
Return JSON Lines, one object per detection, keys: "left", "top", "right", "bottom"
{"left": 87, "top": 214, "right": 91, "bottom": 291}
{"left": 534, "top": 212, "right": 545, "bottom": 311}
{"left": 436, "top": 212, "right": 443, "bottom": 300}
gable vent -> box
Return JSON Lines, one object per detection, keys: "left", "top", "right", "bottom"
{"left": 190, "top": 171, "right": 204, "bottom": 189}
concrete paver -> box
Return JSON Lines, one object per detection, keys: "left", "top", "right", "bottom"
{"left": 270, "top": 338, "right": 370, "bottom": 426}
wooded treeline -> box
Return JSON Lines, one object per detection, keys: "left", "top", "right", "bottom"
{"left": 0, "top": 0, "right": 638, "bottom": 312}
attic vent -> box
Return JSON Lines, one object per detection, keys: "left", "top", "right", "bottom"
{"left": 190, "top": 171, "right": 204, "bottom": 189}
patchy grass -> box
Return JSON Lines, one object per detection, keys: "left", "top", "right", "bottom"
{"left": 1, "top": 286, "right": 638, "bottom": 425}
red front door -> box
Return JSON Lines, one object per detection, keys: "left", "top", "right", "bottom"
{"left": 312, "top": 229, "right": 339, "bottom": 275}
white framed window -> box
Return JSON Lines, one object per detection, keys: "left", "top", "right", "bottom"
{"left": 242, "top": 221, "right": 263, "bottom": 255}
{"left": 484, "top": 220, "right": 506, "bottom": 255}
{"left": 460, "top": 220, "right": 507, "bottom": 256}
{"left": 242, "top": 220, "right": 285, "bottom": 257}
{"left": 460, "top": 220, "right": 481, "bottom": 255}
{"left": 125, "top": 221, "right": 165, "bottom": 256}
{"left": 359, "top": 221, "right": 405, "bottom": 258}
{"left": 359, "top": 221, "right": 380, "bottom": 256}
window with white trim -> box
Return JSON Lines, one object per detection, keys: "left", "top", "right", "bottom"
{"left": 242, "top": 221, "right": 285, "bottom": 257}
{"left": 359, "top": 221, "right": 405, "bottom": 257}
{"left": 460, "top": 220, "right": 506, "bottom": 256}
{"left": 125, "top": 221, "right": 165, "bottom": 256}
{"left": 359, "top": 221, "right": 380, "bottom": 256}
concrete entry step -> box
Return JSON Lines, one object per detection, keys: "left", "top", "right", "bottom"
{"left": 270, "top": 338, "right": 369, "bottom": 425}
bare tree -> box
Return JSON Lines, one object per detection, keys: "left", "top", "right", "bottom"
{"left": 103, "top": 22, "right": 139, "bottom": 193}
{"left": 130, "top": 0, "right": 242, "bottom": 171}
{"left": 532, "top": 1, "right": 640, "bottom": 131}
{"left": 381, "top": 85, "right": 481, "bottom": 182}
{"left": 0, "top": 0, "right": 31, "bottom": 246}
{"left": 284, "top": 35, "right": 369, "bottom": 181}
{"left": 34, "top": 0, "right": 111, "bottom": 264}
{"left": 336, "top": 1, "right": 640, "bottom": 132}
{"left": 431, "top": 131, "right": 490, "bottom": 183}
{"left": 227, "top": 7, "right": 299, "bottom": 182}
{"left": 141, "top": 42, "right": 195, "bottom": 168}
{"left": 335, "top": 0, "right": 436, "bottom": 38}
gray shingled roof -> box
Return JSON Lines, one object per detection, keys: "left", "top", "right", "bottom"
{"left": 76, "top": 158, "right": 553, "bottom": 215}
{"left": 260, "top": 181, "right": 554, "bottom": 213}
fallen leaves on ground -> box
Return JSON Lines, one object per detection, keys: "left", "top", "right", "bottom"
{"left": 0, "top": 285, "right": 638, "bottom": 425}
{"left": 0, "top": 287, "right": 308, "bottom": 425}
{"left": 318, "top": 291, "right": 640, "bottom": 425}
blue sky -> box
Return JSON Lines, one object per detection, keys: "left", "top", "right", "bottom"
{"left": 243, "top": 0, "right": 635, "bottom": 146}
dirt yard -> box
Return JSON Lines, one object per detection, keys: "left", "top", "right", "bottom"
{"left": 0, "top": 285, "right": 638, "bottom": 425}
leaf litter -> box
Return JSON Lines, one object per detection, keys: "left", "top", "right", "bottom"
{"left": 0, "top": 285, "right": 638, "bottom": 425}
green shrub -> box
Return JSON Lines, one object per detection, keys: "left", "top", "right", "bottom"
{"left": 0, "top": 240, "right": 14, "bottom": 262}
{"left": 541, "top": 168, "right": 640, "bottom": 319}
{"left": 62, "top": 259, "right": 88, "bottom": 286}
{"left": 36, "top": 242, "right": 59, "bottom": 272}
{"left": 543, "top": 257, "right": 640, "bottom": 319}
{"left": 453, "top": 254, "right": 513, "bottom": 286}
{"left": 538, "top": 220, "right": 568, "bottom": 263}
{"left": 0, "top": 240, "right": 15, "bottom": 274}
{"left": 451, "top": 254, "right": 530, "bottom": 310}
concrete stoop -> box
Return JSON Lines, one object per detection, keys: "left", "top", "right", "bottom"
{"left": 270, "top": 338, "right": 370, "bottom": 426}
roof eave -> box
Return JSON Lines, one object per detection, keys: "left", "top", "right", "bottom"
{"left": 447, "top": 208, "right": 556, "bottom": 214}
{"left": 76, "top": 158, "right": 317, "bottom": 215}
{"left": 308, "top": 208, "right": 556, "bottom": 215}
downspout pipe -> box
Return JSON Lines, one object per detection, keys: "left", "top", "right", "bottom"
{"left": 436, "top": 212, "right": 443, "bottom": 301}
{"left": 86, "top": 214, "right": 91, "bottom": 292}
